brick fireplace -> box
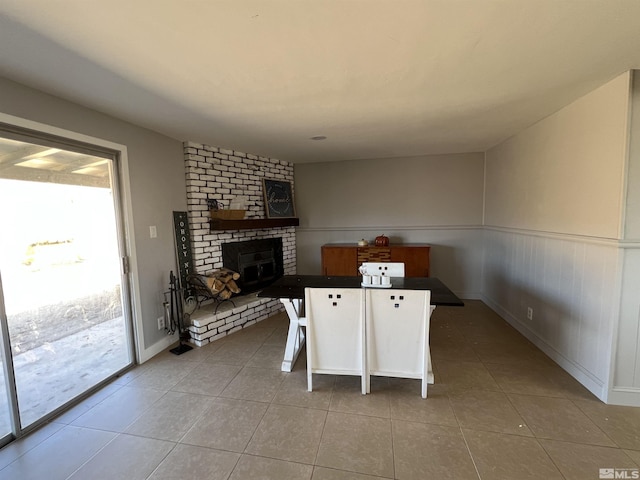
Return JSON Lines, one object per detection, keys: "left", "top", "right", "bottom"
{"left": 182, "top": 141, "right": 296, "bottom": 346}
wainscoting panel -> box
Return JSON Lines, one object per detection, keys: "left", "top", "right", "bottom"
{"left": 482, "top": 228, "right": 620, "bottom": 400}
{"left": 611, "top": 247, "right": 640, "bottom": 403}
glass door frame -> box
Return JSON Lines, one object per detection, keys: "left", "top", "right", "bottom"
{"left": 0, "top": 272, "right": 20, "bottom": 446}
{"left": 0, "top": 113, "right": 139, "bottom": 442}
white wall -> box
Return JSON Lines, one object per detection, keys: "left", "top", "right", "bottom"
{"left": 0, "top": 76, "right": 186, "bottom": 362}
{"left": 295, "top": 153, "right": 485, "bottom": 297}
{"left": 484, "top": 71, "right": 632, "bottom": 403}
{"left": 610, "top": 71, "right": 640, "bottom": 405}
{"left": 485, "top": 74, "right": 629, "bottom": 238}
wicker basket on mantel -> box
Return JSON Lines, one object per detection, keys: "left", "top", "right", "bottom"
{"left": 210, "top": 209, "right": 246, "bottom": 220}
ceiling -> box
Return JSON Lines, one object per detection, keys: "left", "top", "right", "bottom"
{"left": 1, "top": 1, "right": 640, "bottom": 164}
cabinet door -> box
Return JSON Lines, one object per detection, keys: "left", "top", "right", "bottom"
{"left": 390, "top": 247, "right": 430, "bottom": 277}
{"left": 321, "top": 246, "right": 358, "bottom": 276}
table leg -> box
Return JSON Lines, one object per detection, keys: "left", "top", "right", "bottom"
{"left": 427, "top": 305, "right": 436, "bottom": 384}
{"left": 280, "top": 298, "right": 306, "bottom": 372}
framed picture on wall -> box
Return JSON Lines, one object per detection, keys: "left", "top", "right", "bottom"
{"left": 262, "top": 178, "right": 296, "bottom": 218}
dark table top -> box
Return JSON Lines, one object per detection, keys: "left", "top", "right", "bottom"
{"left": 257, "top": 275, "right": 464, "bottom": 307}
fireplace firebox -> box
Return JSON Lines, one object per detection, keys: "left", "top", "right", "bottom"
{"left": 222, "top": 238, "right": 283, "bottom": 293}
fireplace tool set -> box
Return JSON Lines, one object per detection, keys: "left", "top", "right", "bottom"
{"left": 163, "top": 271, "right": 193, "bottom": 355}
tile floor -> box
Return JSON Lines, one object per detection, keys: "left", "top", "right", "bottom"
{"left": 1, "top": 300, "right": 640, "bottom": 479}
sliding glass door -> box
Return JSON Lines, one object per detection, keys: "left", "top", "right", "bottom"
{"left": 0, "top": 132, "right": 134, "bottom": 436}
{"left": 0, "top": 293, "right": 17, "bottom": 445}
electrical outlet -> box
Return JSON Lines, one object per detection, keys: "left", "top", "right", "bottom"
{"left": 157, "top": 316, "right": 165, "bottom": 330}
{"left": 527, "top": 307, "right": 533, "bottom": 321}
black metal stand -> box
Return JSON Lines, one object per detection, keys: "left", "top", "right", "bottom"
{"left": 185, "top": 273, "right": 236, "bottom": 313}
{"left": 167, "top": 271, "right": 193, "bottom": 356}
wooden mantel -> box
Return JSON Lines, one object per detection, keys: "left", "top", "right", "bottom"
{"left": 210, "top": 217, "right": 299, "bottom": 231}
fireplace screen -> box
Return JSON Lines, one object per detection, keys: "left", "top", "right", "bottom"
{"left": 222, "top": 238, "right": 283, "bottom": 293}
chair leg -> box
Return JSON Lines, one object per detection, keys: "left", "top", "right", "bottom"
{"left": 307, "top": 370, "right": 313, "bottom": 392}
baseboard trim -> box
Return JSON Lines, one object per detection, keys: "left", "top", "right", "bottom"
{"left": 607, "top": 387, "right": 640, "bottom": 407}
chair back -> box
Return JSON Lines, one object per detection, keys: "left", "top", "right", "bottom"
{"left": 304, "top": 287, "right": 366, "bottom": 394}
{"left": 365, "top": 289, "right": 431, "bottom": 397}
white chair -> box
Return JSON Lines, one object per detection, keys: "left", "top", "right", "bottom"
{"left": 360, "top": 262, "right": 405, "bottom": 277}
{"left": 304, "top": 287, "right": 367, "bottom": 394}
{"left": 365, "top": 289, "right": 432, "bottom": 398}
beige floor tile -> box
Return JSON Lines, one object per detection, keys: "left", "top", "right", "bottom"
{"left": 392, "top": 420, "right": 479, "bottom": 480}
{"left": 67, "top": 433, "right": 174, "bottom": 480}
{"left": 574, "top": 399, "right": 640, "bottom": 450}
{"left": 53, "top": 381, "right": 124, "bottom": 425}
{"left": 316, "top": 412, "right": 393, "bottom": 478}
{"left": 153, "top": 342, "right": 220, "bottom": 364}
{"left": 456, "top": 316, "right": 519, "bottom": 335}
{"left": 509, "top": 394, "right": 615, "bottom": 446}
{"left": 464, "top": 429, "right": 564, "bottom": 480}
{"left": 220, "top": 366, "right": 286, "bottom": 402}
{"left": 470, "top": 341, "right": 550, "bottom": 367}
{"left": 543, "top": 367, "right": 600, "bottom": 401}
{"left": 0, "top": 421, "right": 64, "bottom": 470}
{"left": 262, "top": 325, "right": 289, "bottom": 345}
{"left": 125, "top": 391, "right": 214, "bottom": 441}
{"left": 0, "top": 425, "right": 115, "bottom": 480}
{"left": 180, "top": 397, "right": 267, "bottom": 452}
{"left": 148, "top": 444, "right": 240, "bottom": 480}
{"left": 245, "top": 403, "right": 327, "bottom": 464}
{"left": 429, "top": 321, "right": 467, "bottom": 342}
{"left": 624, "top": 448, "right": 640, "bottom": 464}
{"left": 460, "top": 323, "right": 531, "bottom": 343}
{"left": 71, "top": 385, "right": 165, "bottom": 432}
{"left": 124, "top": 358, "right": 199, "bottom": 390}
{"left": 229, "top": 454, "right": 313, "bottom": 480}
{"left": 435, "top": 360, "right": 501, "bottom": 392}
{"left": 273, "top": 369, "right": 335, "bottom": 410}
{"left": 111, "top": 365, "right": 146, "bottom": 385}
{"left": 228, "top": 325, "right": 276, "bottom": 344}
{"left": 205, "top": 340, "right": 263, "bottom": 366}
{"left": 540, "top": 439, "right": 639, "bottom": 480}
{"left": 171, "top": 363, "right": 242, "bottom": 396}
{"left": 10, "top": 306, "right": 640, "bottom": 480}
{"left": 388, "top": 383, "right": 459, "bottom": 427}
{"left": 329, "top": 376, "right": 390, "bottom": 418}
{"left": 311, "top": 466, "right": 391, "bottom": 479}
{"left": 245, "top": 343, "right": 287, "bottom": 369}
{"left": 484, "top": 362, "right": 568, "bottom": 397}
{"left": 449, "top": 389, "right": 533, "bottom": 436}
{"left": 431, "top": 339, "right": 481, "bottom": 362}
{"left": 254, "top": 313, "right": 289, "bottom": 330}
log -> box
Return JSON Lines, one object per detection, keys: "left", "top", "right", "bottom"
{"left": 218, "top": 267, "right": 240, "bottom": 280}
{"left": 209, "top": 271, "right": 234, "bottom": 284}
{"left": 205, "top": 276, "right": 225, "bottom": 293}
{"left": 226, "top": 279, "right": 241, "bottom": 294}
{"left": 217, "top": 288, "right": 233, "bottom": 300}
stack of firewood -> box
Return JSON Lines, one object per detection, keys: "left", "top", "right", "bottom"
{"left": 203, "top": 268, "right": 241, "bottom": 300}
